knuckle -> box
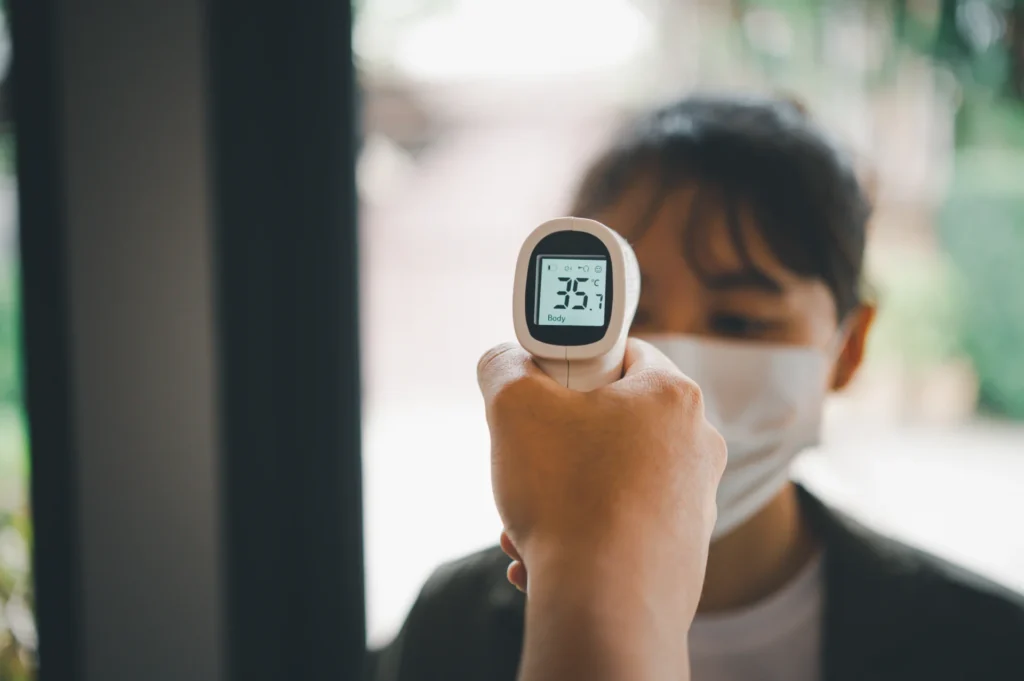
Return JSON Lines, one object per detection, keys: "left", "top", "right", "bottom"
{"left": 477, "top": 342, "right": 520, "bottom": 380}
{"left": 709, "top": 427, "right": 728, "bottom": 474}
{"left": 652, "top": 370, "right": 704, "bottom": 413}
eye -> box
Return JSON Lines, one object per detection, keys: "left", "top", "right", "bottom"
{"left": 708, "top": 313, "right": 782, "bottom": 339}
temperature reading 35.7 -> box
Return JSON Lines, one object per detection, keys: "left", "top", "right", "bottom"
{"left": 535, "top": 256, "right": 608, "bottom": 326}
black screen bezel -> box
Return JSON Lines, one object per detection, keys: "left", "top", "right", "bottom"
{"left": 525, "top": 231, "right": 613, "bottom": 346}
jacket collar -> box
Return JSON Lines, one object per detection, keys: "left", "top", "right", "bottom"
{"left": 795, "top": 484, "right": 925, "bottom": 681}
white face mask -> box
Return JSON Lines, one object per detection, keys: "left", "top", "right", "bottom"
{"left": 641, "top": 334, "right": 837, "bottom": 541}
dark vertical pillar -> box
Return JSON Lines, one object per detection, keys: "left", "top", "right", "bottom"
{"left": 206, "top": 1, "right": 365, "bottom": 680}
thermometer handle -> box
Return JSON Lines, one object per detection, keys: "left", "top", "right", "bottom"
{"left": 534, "top": 335, "right": 628, "bottom": 392}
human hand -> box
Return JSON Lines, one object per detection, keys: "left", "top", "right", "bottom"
{"left": 478, "top": 338, "right": 726, "bottom": 623}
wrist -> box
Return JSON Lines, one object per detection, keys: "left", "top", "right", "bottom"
{"left": 521, "top": 543, "right": 692, "bottom": 681}
{"left": 526, "top": 530, "right": 696, "bottom": 615}
{"left": 522, "top": 509, "right": 704, "bottom": 606}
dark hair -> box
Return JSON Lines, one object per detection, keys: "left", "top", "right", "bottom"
{"left": 572, "top": 94, "right": 871, "bottom": 320}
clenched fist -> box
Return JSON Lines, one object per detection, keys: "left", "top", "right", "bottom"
{"left": 477, "top": 338, "right": 727, "bottom": 630}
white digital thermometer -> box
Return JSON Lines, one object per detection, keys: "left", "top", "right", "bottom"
{"left": 513, "top": 217, "right": 641, "bottom": 391}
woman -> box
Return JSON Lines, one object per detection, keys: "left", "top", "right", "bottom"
{"left": 368, "top": 94, "right": 1024, "bottom": 681}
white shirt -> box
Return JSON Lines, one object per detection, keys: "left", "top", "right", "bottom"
{"left": 688, "top": 554, "right": 824, "bottom": 681}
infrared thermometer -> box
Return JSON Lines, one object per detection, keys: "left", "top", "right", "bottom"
{"left": 513, "top": 217, "right": 641, "bottom": 391}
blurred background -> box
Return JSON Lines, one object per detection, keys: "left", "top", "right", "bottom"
{"left": 1, "top": 0, "right": 1024, "bottom": 678}
{"left": 354, "top": 0, "right": 1024, "bottom": 647}
{"left": 0, "top": 3, "right": 34, "bottom": 678}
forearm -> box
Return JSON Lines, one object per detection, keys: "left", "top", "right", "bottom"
{"left": 517, "top": 544, "right": 692, "bottom": 681}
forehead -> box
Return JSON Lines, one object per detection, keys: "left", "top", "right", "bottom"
{"left": 590, "top": 178, "right": 840, "bottom": 333}
{"left": 594, "top": 178, "right": 801, "bottom": 288}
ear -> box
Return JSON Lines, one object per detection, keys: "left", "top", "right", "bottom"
{"left": 831, "top": 304, "right": 876, "bottom": 391}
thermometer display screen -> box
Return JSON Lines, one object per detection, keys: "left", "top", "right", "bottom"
{"left": 535, "top": 256, "right": 609, "bottom": 327}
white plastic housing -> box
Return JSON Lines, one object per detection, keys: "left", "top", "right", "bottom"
{"left": 513, "top": 217, "right": 641, "bottom": 391}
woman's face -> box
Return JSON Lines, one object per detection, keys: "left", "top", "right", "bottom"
{"left": 591, "top": 180, "right": 872, "bottom": 389}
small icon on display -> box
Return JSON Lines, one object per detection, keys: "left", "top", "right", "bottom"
{"left": 593, "top": 279, "right": 601, "bottom": 287}
{"left": 547, "top": 264, "right": 553, "bottom": 271}
{"left": 579, "top": 265, "right": 590, "bottom": 272}
{"left": 564, "top": 265, "right": 572, "bottom": 271}
{"left": 595, "top": 265, "right": 603, "bottom": 273}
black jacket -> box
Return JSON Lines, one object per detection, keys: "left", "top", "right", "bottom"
{"left": 367, "top": 486, "right": 1024, "bottom": 680}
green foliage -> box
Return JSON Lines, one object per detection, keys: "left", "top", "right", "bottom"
{"left": 0, "top": 129, "right": 31, "bottom": 677}
{"left": 0, "top": 503, "right": 34, "bottom": 681}
{"left": 867, "top": 254, "right": 968, "bottom": 370}
{"left": 956, "top": 92, "right": 1024, "bottom": 149}
{"left": 0, "top": 259, "right": 20, "bottom": 406}
{"left": 890, "top": 0, "right": 1023, "bottom": 93}
{"left": 0, "top": 135, "right": 13, "bottom": 178}
{"left": 0, "top": 268, "right": 31, "bottom": 680}
{"left": 887, "top": 0, "right": 1024, "bottom": 419}
{"left": 939, "top": 146, "right": 1024, "bottom": 418}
